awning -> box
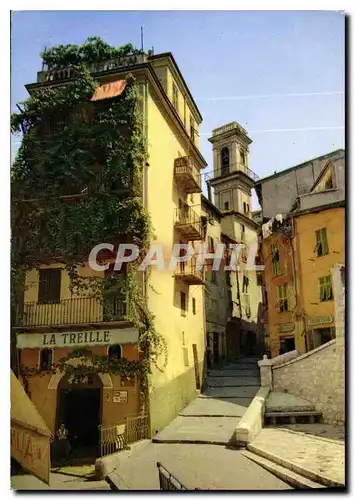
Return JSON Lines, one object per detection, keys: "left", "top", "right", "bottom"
{"left": 11, "top": 370, "right": 51, "bottom": 485}
{"left": 91, "top": 79, "right": 126, "bottom": 101}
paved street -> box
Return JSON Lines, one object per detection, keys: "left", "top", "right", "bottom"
{"left": 11, "top": 470, "right": 111, "bottom": 491}
{"left": 108, "top": 440, "right": 292, "bottom": 490}
{"left": 248, "top": 427, "right": 345, "bottom": 487}
{"left": 153, "top": 357, "right": 260, "bottom": 445}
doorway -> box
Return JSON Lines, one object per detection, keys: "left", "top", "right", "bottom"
{"left": 279, "top": 336, "right": 295, "bottom": 354}
{"left": 57, "top": 374, "right": 102, "bottom": 462}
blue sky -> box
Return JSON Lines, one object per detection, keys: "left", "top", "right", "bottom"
{"left": 11, "top": 10, "right": 345, "bottom": 207}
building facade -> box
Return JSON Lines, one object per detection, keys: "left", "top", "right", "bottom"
{"left": 260, "top": 152, "right": 345, "bottom": 357}
{"left": 12, "top": 47, "right": 208, "bottom": 446}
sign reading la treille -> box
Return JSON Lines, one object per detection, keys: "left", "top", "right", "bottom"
{"left": 16, "top": 328, "right": 139, "bottom": 349}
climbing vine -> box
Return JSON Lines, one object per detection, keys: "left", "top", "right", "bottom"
{"left": 11, "top": 37, "right": 167, "bottom": 410}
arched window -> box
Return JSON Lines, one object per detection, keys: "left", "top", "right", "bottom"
{"left": 40, "top": 349, "right": 53, "bottom": 371}
{"left": 108, "top": 344, "right": 122, "bottom": 361}
{"left": 220, "top": 147, "right": 230, "bottom": 176}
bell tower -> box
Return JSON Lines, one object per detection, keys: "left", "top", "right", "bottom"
{"left": 207, "top": 122, "right": 257, "bottom": 218}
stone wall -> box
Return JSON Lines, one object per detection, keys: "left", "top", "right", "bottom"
{"left": 268, "top": 264, "right": 345, "bottom": 425}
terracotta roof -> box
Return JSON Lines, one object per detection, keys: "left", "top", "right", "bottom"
{"left": 91, "top": 79, "right": 126, "bottom": 101}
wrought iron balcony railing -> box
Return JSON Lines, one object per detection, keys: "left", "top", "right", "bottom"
{"left": 14, "top": 296, "right": 126, "bottom": 328}
{"left": 38, "top": 53, "right": 148, "bottom": 83}
{"left": 174, "top": 205, "right": 203, "bottom": 241}
{"left": 174, "top": 156, "right": 201, "bottom": 194}
{"left": 205, "top": 162, "right": 259, "bottom": 183}
{"left": 174, "top": 257, "right": 204, "bottom": 285}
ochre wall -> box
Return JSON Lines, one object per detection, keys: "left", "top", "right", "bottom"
{"left": 19, "top": 344, "right": 140, "bottom": 434}
{"left": 294, "top": 207, "right": 345, "bottom": 333}
{"left": 262, "top": 232, "right": 304, "bottom": 357}
{"left": 146, "top": 83, "right": 205, "bottom": 433}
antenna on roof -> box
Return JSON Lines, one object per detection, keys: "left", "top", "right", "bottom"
{"left": 140, "top": 26, "right": 144, "bottom": 53}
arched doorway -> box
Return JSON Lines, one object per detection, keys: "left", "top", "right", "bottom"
{"left": 57, "top": 373, "right": 102, "bottom": 460}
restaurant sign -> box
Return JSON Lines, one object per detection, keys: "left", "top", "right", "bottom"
{"left": 11, "top": 423, "right": 50, "bottom": 484}
{"left": 16, "top": 328, "right": 139, "bottom": 349}
{"left": 308, "top": 316, "right": 333, "bottom": 326}
{"left": 278, "top": 324, "right": 295, "bottom": 333}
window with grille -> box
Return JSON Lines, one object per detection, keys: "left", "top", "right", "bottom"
{"left": 272, "top": 244, "right": 281, "bottom": 276}
{"left": 40, "top": 349, "right": 53, "bottom": 371}
{"left": 277, "top": 284, "right": 288, "bottom": 312}
{"left": 180, "top": 291, "right": 187, "bottom": 316}
{"left": 38, "top": 268, "right": 61, "bottom": 304}
{"left": 315, "top": 228, "right": 329, "bottom": 257}
{"left": 172, "top": 82, "right": 179, "bottom": 111}
{"left": 319, "top": 275, "right": 333, "bottom": 301}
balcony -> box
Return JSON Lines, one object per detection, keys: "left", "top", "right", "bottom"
{"left": 174, "top": 257, "right": 204, "bottom": 285}
{"left": 14, "top": 296, "right": 127, "bottom": 329}
{"left": 174, "top": 156, "right": 201, "bottom": 194}
{"left": 37, "top": 53, "right": 148, "bottom": 83}
{"left": 205, "top": 162, "right": 259, "bottom": 184}
{"left": 174, "top": 205, "right": 203, "bottom": 241}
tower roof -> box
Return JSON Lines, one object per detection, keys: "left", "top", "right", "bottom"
{"left": 208, "top": 121, "right": 252, "bottom": 145}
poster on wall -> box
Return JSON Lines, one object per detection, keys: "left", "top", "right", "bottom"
{"left": 113, "top": 391, "right": 128, "bottom": 403}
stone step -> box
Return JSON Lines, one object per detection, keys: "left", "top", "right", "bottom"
{"left": 202, "top": 386, "right": 260, "bottom": 399}
{"left": 264, "top": 411, "right": 323, "bottom": 426}
{"left": 209, "top": 370, "right": 259, "bottom": 377}
{"left": 152, "top": 416, "right": 239, "bottom": 446}
{"left": 207, "top": 377, "right": 260, "bottom": 387}
{"left": 247, "top": 436, "right": 345, "bottom": 488}
{"left": 241, "top": 450, "right": 326, "bottom": 489}
{"left": 179, "top": 396, "right": 248, "bottom": 417}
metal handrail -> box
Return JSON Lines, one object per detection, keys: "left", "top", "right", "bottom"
{"left": 16, "top": 296, "right": 126, "bottom": 328}
{"left": 204, "top": 162, "right": 259, "bottom": 182}
{"left": 174, "top": 204, "right": 201, "bottom": 226}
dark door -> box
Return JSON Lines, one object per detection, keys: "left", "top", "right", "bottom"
{"left": 58, "top": 387, "right": 101, "bottom": 447}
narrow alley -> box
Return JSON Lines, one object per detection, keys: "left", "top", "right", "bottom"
{"left": 153, "top": 356, "right": 260, "bottom": 446}
{"left": 104, "top": 356, "right": 292, "bottom": 490}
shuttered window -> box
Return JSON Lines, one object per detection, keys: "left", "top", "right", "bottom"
{"left": 315, "top": 228, "right": 329, "bottom": 257}
{"left": 319, "top": 275, "right": 333, "bottom": 301}
{"left": 38, "top": 269, "right": 61, "bottom": 304}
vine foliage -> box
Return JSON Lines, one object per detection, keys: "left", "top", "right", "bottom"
{"left": 11, "top": 38, "right": 167, "bottom": 410}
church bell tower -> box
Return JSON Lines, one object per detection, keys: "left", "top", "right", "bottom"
{"left": 207, "top": 122, "right": 257, "bottom": 218}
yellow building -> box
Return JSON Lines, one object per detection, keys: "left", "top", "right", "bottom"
{"left": 12, "top": 47, "right": 208, "bottom": 450}
{"left": 294, "top": 204, "right": 345, "bottom": 350}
